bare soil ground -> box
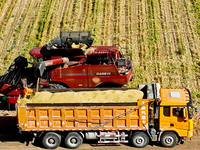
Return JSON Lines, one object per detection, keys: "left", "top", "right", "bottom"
{"left": 193, "top": 113, "right": 200, "bottom": 136}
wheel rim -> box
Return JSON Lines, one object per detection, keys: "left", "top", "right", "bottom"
{"left": 43, "top": 132, "right": 61, "bottom": 149}
{"left": 48, "top": 138, "right": 55, "bottom": 144}
{"left": 135, "top": 137, "right": 145, "bottom": 145}
{"left": 70, "top": 137, "right": 78, "bottom": 144}
{"left": 47, "top": 137, "right": 56, "bottom": 146}
{"left": 164, "top": 136, "right": 174, "bottom": 145}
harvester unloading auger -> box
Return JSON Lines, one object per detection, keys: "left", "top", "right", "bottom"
{"left": 0, "top": 31, "right": 133, "bottom": 106}
{"left": 35, "top": 31, "right": 95, "bottom": 77}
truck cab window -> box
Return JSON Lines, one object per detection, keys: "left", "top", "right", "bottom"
{"left": 163, "top": 106, "right": 170, "bottom": 116}
{"left": 172, "top": 108, "right": 183, "bottom": 117}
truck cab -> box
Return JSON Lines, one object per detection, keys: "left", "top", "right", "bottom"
{"left": 139, "top": 83, "right": 195, "bottom": 147}
{"left": 159, "top": 89, "right": 194, "bottom": 140}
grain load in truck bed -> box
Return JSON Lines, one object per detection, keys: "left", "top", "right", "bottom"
{"left": 19, "top": 89, "right": 143, "bottom": 103}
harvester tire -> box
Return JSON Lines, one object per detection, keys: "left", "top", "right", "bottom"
{"left": 50, "top": 84, "right": 67, "bottom": 89}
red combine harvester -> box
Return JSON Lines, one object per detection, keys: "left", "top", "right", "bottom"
{"left": 0, "top": 31, "right": 133, "bottom": 106}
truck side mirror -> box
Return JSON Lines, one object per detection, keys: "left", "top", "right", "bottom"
{"left": 195, "top": 108, "right": 199, "bottom": 113}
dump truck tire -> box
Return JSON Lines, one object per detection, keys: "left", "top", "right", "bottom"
{"left": 130, "top": 132, "right": 149, "bottom": 148}
{"left": 42, "top": 132, "right": 61, "bottom": 149}
{"left": 64, "top": 132, "right": 83, "bottom": 149}
{"left": 160, "top": 132, "right": 178, "bottom": 148}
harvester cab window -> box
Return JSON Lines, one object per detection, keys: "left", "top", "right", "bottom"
{"left": 116, "top": 58, "right": 126, "bottom": 67}
{"left": 163, "top": 106, "right": 170, "bottom": 116}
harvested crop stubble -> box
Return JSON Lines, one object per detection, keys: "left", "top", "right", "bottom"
{"left": 20, "top": 90, "right": 144, "bottom": 103}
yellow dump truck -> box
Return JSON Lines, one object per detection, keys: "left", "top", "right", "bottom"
{"left": 17, "top": 83, "right": 196, "bottom": 149}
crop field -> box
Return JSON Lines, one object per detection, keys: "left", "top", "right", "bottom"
{"left": 0, "top": 0, "right": 199, "bottom": 95}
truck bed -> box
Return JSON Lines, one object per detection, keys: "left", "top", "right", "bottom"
{"left": 17, "top": 100, "right": 149, "bottom": 131}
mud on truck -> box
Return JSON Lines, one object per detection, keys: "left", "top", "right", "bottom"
{"left": 0, "top": 31, "right": 133, "bottom": 106}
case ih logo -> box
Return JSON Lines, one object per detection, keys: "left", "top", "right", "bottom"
{"left": 96, "top": 72, "right": 111, "bottom": 75}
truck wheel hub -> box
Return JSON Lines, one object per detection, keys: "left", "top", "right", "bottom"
{"left": 48, "top": 138, "right": 55, "bottom": 144}
{"left": 165, "top": 136, "right": 173, "bottom": 144}
{"left": 70, "top": 138, "right": 77, "bottom": 144}
{"left": 136, "top": 137, "right": 144, "bottom": 144}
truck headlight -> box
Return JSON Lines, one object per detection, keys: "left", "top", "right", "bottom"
{"left": 190, "top": 131, "right": 193, "bottom": 137}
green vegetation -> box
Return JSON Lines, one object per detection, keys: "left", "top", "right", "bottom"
{"left": 191, "top": 0, "right": 200, "bottom": 35}
{"left": 0, "top": 0, "right": 199, "bottom": 91}
{"left": 37, "top": 0, "right": 52, "bottom": 41}
{"left": 191, "top": 90, "right": 200, "bottom": 107}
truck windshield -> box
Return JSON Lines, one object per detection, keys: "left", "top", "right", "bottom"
{"left": 187, "top": 104, "right": 193, "bottom": 119}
